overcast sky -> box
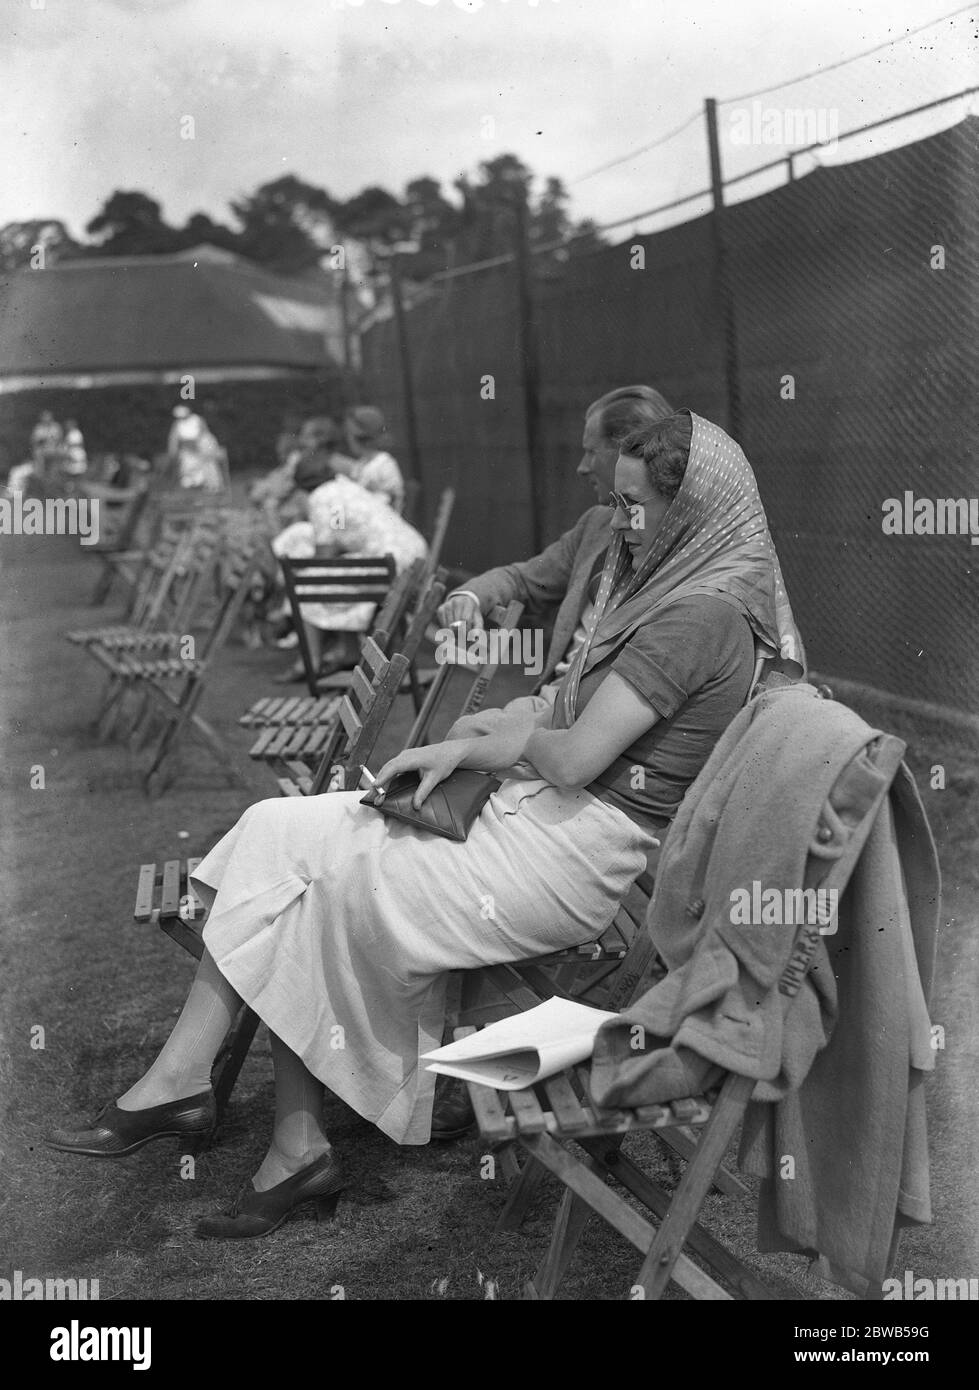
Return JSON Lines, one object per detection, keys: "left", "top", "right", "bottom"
{"left": 1, "top": 0, "right": 975, "bottom": 244}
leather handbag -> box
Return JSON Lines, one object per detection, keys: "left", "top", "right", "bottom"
{"left": 360, "top": 768, "right": 500, "bottom": 842}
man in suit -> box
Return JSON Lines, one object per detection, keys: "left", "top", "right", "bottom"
{"left": 436, "top": 384, "right": 674, "bottom": 726}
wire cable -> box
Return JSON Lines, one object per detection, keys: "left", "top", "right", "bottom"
{"left": 720, "top": 2, "right": 978, "bottom": 104}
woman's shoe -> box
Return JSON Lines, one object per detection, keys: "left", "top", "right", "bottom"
{"left": 195, "top": 1151, "right": 346, "bottom": 1240}
{"left": 44, "top": 1090, "right": 216, "bottom": 1158}
{"left": 271, "top": 658, "right": 306, "bottom": 684}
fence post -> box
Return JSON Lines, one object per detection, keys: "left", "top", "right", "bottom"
{"left": 705, "top": 97, "right": 743, "bottom": 441}
{"left": 388, "top": 251, "right": 423, "bottom": 499}
{"left": 513, "top": 191, "right": 545, "bottom": 553}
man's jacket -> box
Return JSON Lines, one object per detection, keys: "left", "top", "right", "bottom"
{"left": 462, "top": 506, "right": 610, "bottom": 684}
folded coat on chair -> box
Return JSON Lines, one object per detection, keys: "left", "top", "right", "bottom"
{"left": 589, "top": 681, "right": 940, "bottom": 1291}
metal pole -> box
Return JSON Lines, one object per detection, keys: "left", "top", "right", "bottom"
{"left": 388, "top": 252, "right": 422, "bottom": 492}
{"left": 705, "top": 97, "right": 743, "bottom": 441}
{"left": 513, "top": 190, "right": 545, "bottom": 554}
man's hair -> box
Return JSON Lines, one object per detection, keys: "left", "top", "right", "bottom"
{"left": 618, "top": 412, "right": 692, "bottom": 500}
{"left": 586, "top": 384, "right": 673, "bottom": 444}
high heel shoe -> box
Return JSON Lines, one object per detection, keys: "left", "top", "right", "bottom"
{"left": 195, "top": 1151, "right": 346, "bottom": 1240}
{"left": 44, "top": 1090, "right": 216, "bottom": 1158}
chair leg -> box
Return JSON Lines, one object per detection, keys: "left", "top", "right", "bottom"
{"left": 630, "top": 1072, "right": 754, "bottom": 1299}
{"left": 211, "top": 1006, "right": 261, "bottom": 1125}
{"left": 143, "top": 681, "right": 202, "bottom": 793}
{"left": 91, "top": 560, "right": 115, "bottom": 606}
{"left": 528, "top": 1184, "right": 595, "bottom": 1300}
{"left": 496, "top": 1150, "right": 549, "bottom": 1231}
{"left": 408, "top": 664, "right": 424, "bottom": 713}
{"left": 94, "top": 677, "right": 127, "bottom": 740}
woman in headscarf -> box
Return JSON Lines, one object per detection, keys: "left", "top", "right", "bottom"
{"left": 45, "top": 412, "right": 804, "bottom": 1237}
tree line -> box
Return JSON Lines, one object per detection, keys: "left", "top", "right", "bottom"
{"left": 0, "top": 155, "right": 603, "bottom": 286}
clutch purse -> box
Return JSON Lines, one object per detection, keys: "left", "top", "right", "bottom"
{"left": 360, "top": 768, "right": 500, "bottom": 842}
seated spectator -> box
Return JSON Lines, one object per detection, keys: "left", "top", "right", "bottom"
{"left": 30, "top": 411, "right": 63, "bottom": 480}
{"left": 45, "top": 411, "right": 804, "bottom": 1242}
{"left": 338, "top": 405, "right": 406, "bottom": 513}
{"left": 62, "top": 420, "right": 88, "bottom": 477}
{"left": 271, "top": 448, "right": 427, "bottom": 680}
{"left": 168, "top": 406, "right": 226, "bottom": 492}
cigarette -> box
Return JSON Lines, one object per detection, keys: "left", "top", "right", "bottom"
{"left": 360, "top": 767, "right": 377, "bottom": 790}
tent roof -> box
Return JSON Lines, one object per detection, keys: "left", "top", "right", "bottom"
{"left": 0, "top": 248, "right": 344, "bottom": 386}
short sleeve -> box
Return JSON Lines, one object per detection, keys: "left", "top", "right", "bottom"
{"left": 612, "top": 596, "right": 753, "bottom": 719}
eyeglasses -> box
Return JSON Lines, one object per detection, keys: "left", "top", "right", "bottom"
{"left": 607, "top": 490, "right": 656, "bottom": 520}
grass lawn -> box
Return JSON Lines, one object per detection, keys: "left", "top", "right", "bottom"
{"left": 1, "top": 529, "right": 976, "bottom": 1301}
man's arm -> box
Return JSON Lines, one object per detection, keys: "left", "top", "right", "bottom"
{"left": 439, "top": 507, "right": 605, "bottom": 626}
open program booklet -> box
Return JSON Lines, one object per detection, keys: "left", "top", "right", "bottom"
{"left": 422, "top": 997, "right": 619, "bottom": 1090}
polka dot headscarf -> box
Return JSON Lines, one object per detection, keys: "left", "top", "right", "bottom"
{"left": 558, "top": 411, "right": 805, "bottom": 725}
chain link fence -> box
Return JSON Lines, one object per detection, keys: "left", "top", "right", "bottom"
{"left": 362, "top": 95, "right": 978, "bottom": 724}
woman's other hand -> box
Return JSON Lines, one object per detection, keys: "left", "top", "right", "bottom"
{"left": 374, "top": 741, "right": 469, "bottom": 809}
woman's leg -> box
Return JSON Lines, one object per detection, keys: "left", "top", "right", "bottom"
{"left": 116, "top": 949, "right": 242, "bottom": 1110}
{"left": 251, "top": 1033, "right": 332, "bottom": 1192}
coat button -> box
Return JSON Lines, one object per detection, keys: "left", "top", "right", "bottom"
{"left": 817, "top": 824, "right": 833, "bottom": 843}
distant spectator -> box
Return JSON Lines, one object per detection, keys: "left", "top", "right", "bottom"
{"left": 167, "top": 406, "right": 226, "bottom": 492}
{"left": 270, "top": 447, "right": 427, "bottom": 681}
{"left": 62, "top": 419, "right": 88, "bottom": 476}
{"left": 274, "top": 412, "right": 304, "bottom": 467}
{"left": 30, "top": 410, "right": 63, "bottom": 478}
{"left": 340, "top": 405, "right": 406, "bottom": 513}
{"left": 250, "top": 417, "right": 344, "bottom": 529}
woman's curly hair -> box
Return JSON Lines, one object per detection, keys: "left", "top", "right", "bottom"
{"left": 617, "top": 412, "right": 692, "bottom": 501}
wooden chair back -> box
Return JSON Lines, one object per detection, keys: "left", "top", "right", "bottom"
{"left": 279, "top": 553, "right": 397, "bottom": 692}
{"left": 404, "top": 599, "right": 525, "bottom": 750}
{"left": 419, "top": 488, "right": 456, "bottom": 588}
{"left": 304, "top": 570, "right": 449, "bottom": 794}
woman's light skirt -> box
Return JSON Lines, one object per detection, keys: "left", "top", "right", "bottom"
{"left": 192, "top": 779, "right": 654, "bottom": 1144}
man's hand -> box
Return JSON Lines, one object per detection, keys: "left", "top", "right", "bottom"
{"left": 374, "top": 740, "right": 470, "bottom": 808}
{"left": 437, "top": 592, "right": 483, "bottom": 629}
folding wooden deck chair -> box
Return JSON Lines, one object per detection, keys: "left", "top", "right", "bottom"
{"left": 278, "top": 553, "right": 397, "bottom": 697}
{"left": 86, "top": 481, "right": 151, "bottom": 605}
{"left": 239, "top": 557, "right": 425, "bottom": 736}
{"left": 418, "top": 486, "right": 456, "bottom": 588}
{"left": 72, "top": 518, "right": 229, "bottom": 742}
{"left": 279, "top": 595, "right": 527, "bottom": 799}
{"left": 459, "top": 689, "right": 898, "bottom": 1304}
{"left": 261, "top": 567, "right": 448, "bottom": 793}
{"left": 454, "top": 913, "right": 825, "bottom": 1302}
{"left": 88, "top": 538, "right": 263, "bottom": 795}
{"left": 68, "top": 513, "right": 223, "bottom": 655}
{"left": 132, "top": 642, "right": 415, "bottom": 1131}
{"left": 92, "top": 492, "right": 228, "bottom": 618}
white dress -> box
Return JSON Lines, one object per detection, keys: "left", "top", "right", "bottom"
{"left": 272, "top": 474, "right": 427, "bottom": 631}
{"left": 350, "top": 451, "right": 405, "bottom": 513}
{"left": 192, "top": 779, "right": 654, "bottom": 1144}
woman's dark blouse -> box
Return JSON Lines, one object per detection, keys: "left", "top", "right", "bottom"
{"left": 573, "top": 594, "right": 755, "bottom": 832}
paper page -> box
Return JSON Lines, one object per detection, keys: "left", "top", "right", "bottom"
{"left": 422, "top": 997, "right": 619, "bottom": 1089}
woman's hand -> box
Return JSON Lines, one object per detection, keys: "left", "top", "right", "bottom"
{"left": 374, "top": 740, "right": 470, "bottom": 809}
